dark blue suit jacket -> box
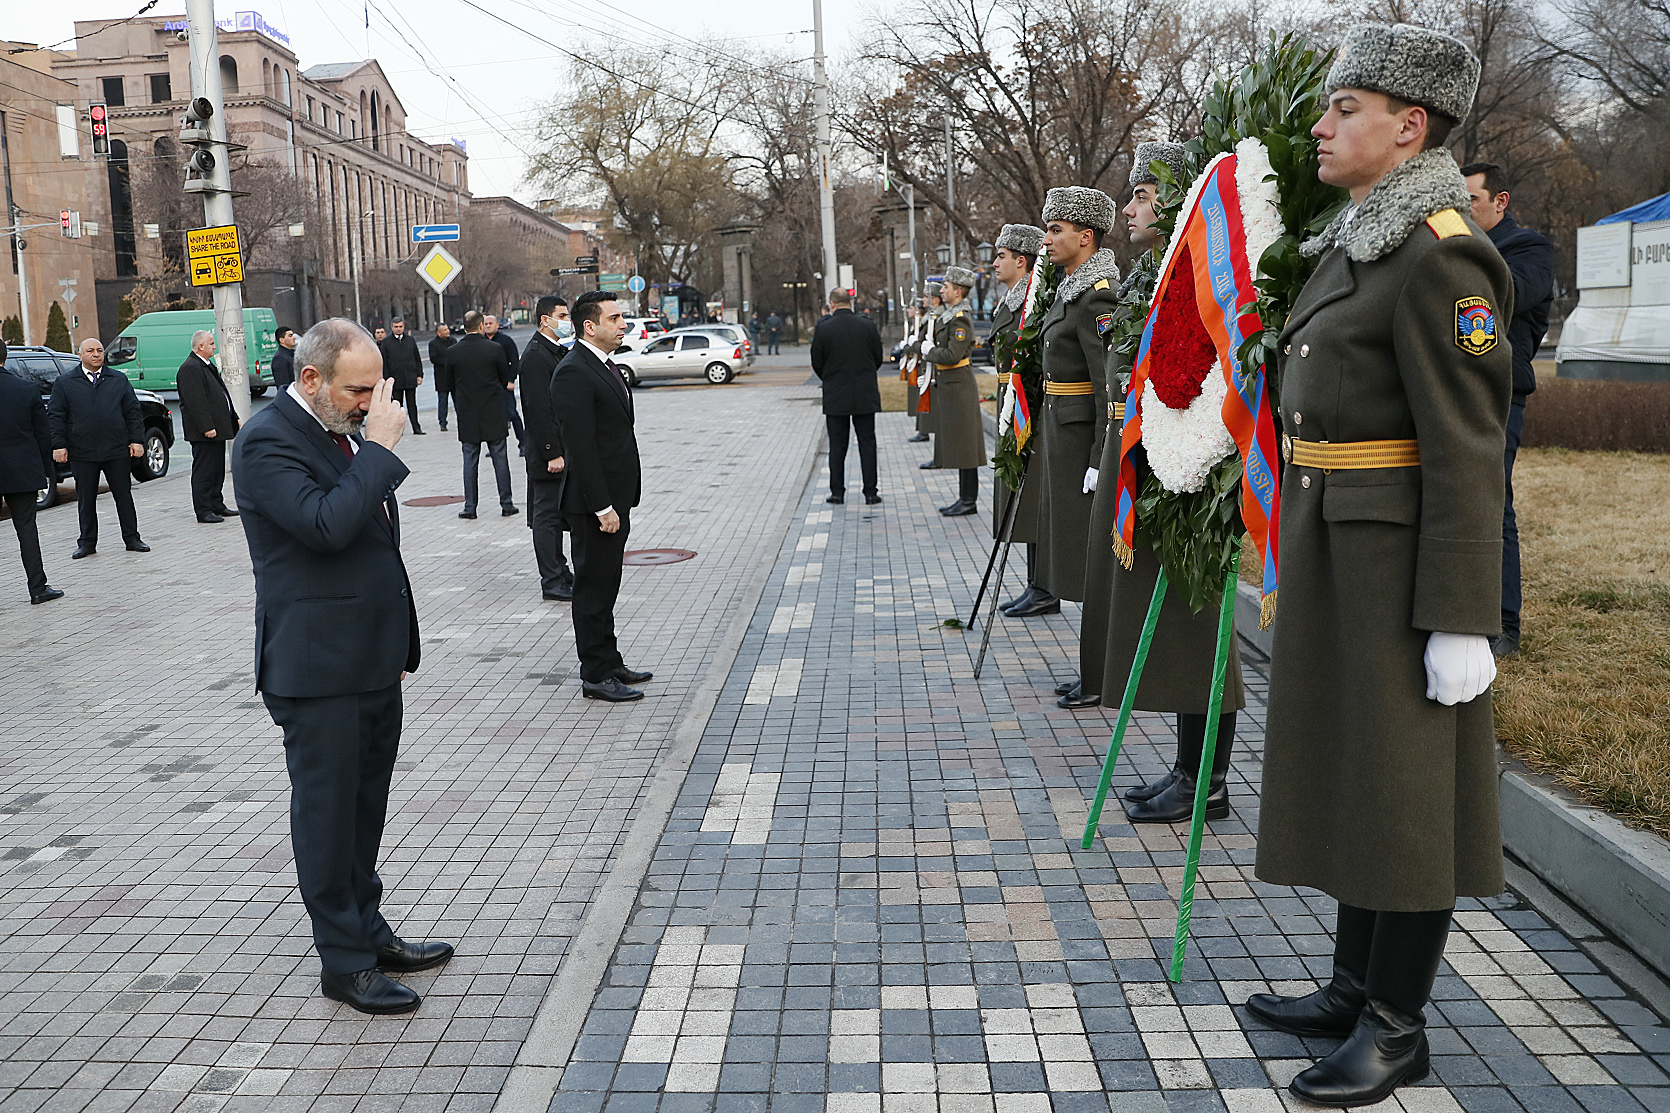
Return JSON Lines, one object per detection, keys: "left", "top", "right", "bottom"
{"left": 0, "top": 367, "right": 52, "bottom": 495}
{"left": 231, "top": 389, "right": 419, "bottom": 698}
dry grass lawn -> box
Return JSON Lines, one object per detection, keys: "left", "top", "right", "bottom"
{"left": 878, "top": 370, "right": 1000, "bottom": 413}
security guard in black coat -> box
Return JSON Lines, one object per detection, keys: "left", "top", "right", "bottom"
{"left": 520, "top": 296, "right": 575, "bottom": 599}
{"left": 0, "top": 342, "right": 60, "bottom": 603}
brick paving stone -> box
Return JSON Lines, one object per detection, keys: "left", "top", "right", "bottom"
{"left": 547, "top": 403, "right": 1670, "bottom": 1113}
{"left": 0, "top": 368, "right": 823, "bottom": 1111}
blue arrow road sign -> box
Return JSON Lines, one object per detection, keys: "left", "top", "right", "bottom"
{"left": 627, "top": 275, "right": 647, "bottom": 293}
{"left": 413, "top": 224, "right": 461, "bottom": 242}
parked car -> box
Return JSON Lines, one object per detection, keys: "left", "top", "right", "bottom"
{"left": 6, "top": 346, "right": 176, "bottom": 510}
{"left": 665, "top": 323, "right": 755, "bottom": 367}
{"left": 612, "top": 330, "right": 746, "bottom": 386}
{"left": 619, "top": 317, "right": 667, "bottom": 346}
{"left": 106, "top": 307, "right": 277, "bottom": 395}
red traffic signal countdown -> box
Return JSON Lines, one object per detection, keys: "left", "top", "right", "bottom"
{"left": 89, "top": 102, "right": 109, "bottom": 157}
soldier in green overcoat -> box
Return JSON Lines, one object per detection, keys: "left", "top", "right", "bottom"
{"left": 1247, "top": 25, "right": 1514, "bottom": 1107}
{"left": 905, "top": 293, "right": 941, "bottom": 445}
{"left": 988, "top": 224, "right": 1061, "bottom": 617}
{"left": 926, "top": 267, "right": 984, "bottom": 515}
{"left": 1034, "top": 188, "right": 1120, "bottom": 610}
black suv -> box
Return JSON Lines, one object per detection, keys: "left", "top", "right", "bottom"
{"left": 5, "top": 346, "right": 176, "bottom": 510}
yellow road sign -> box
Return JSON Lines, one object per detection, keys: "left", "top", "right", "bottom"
{"left": 417, "top": 244, "right": 462, "bottom": 294}
{"left": 186, "top": 223, "right": 243, "bottom": 288}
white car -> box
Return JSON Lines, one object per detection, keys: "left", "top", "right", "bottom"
{"left": 667, "top": 323, "right": 754, "bottom": 367}
{"left": 620, "top": 317, "right": 668, "bottom": 345}
{"left": 613, "top": 330, "right": 746, "bottom": 386}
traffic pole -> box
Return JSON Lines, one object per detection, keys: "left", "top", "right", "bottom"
{"left": 185, "top": 0, "right": 252, "bottom": 420}
{"left": 812, "top": 0, "right": 838, "bottom": 300}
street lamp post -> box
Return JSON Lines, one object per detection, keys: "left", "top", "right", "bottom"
{"left": 974, "top": 240, "right": 995, "bottom": 320}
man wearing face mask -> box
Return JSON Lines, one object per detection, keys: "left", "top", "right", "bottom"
{"left": 520, "top": 295, "right": 575, "bottom": 600}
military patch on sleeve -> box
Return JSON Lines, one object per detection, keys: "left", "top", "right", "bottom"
{"left": 1095, "top": 313, "right": 1115, "bottom": 336}
{"left": 1455, "top": 297, "right": 1498, "bottom": 356}
{"left": 954, "top": 326, "right": 969, "bottom": 342}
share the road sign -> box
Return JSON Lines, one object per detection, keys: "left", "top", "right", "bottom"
{"left": 186, "top": 224, "right": 243, "bottom": 287}
{"left": 413, "top": 224, "right": 461, "bottom": 242}
{"left": 417, "top": 245, "right": 462, "bottom": 294}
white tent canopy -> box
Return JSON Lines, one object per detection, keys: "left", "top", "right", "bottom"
{"left": 1558, "top": 206, "right": 1670, "bottom": 380}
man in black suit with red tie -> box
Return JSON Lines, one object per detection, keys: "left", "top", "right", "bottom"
{"left": 231, "top": 318, "right": 451, "bottom": 1015}
{"left": 549, "top": 291, "right": 652, "bottom": 702}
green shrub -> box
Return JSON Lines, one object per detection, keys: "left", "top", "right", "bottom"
{"left": 1, "top": 316, "right": 21, "bottom": 345}
{"left": 45, "top": 302, "right": 71, "bottom": 351}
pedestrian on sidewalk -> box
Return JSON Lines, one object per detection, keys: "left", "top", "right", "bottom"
{"left": 1251, "top": 24, "right": 1511, "bottom": 1107}
{"left": 176, "top": 330, "right": 242, "bottom": 524}
{"left": 0, "top": 341, "right": 62, "bottom": 604}
{"left": 520, "top": 295, "right": 575, "bottom": 600}
{"left": 1462, "top": 160, "right": 1554, "bottom": 660}
{"left": 448, "top": 311, "right": 518, "bottom": 520}
{"left": 483, "top": 315, "right": 526, "bottom": 454}
{"left": 766, "top": 311, "right": 783, "bottom": 355}
{"left": 271, "top": 326, "right": 297, "bottom": 389}
{"left": 429, "top": 323, "right": 456, "bottom": 432}
{"left": 550, "top": 291, "right": 653, "bottom": 703}
{"left": 379, "top": 318, "right": 425, "bottom": 435}
{"left": 232, "top": 317, "right": 451, "bottom": 1016}
{"left": 810, "top": 288, "right": 883, "bottom": 506}
{"left": 48, "top": 337, "right": 149, "bottom": 559}
{"left": 924, "top": 266, "right": 983, "bottom": 516}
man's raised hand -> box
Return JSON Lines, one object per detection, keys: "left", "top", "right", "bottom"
{"left": 364, "top": 377, "right": 407, "bottom": 450}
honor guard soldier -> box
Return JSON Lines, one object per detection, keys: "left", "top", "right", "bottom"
{"left": 910, "top": 291, "right": 944, "bottom": 452}
{"left": 924, "top": 265, "right": 983, "bottom": 515}
{"left": 1034, "top": 187, "right": 1120, "bottom": 690}
{"left": 1248, "top": 25, "right": 1513, "bottom": 1107}
{"left": 989, "top": 224, "right": 1059, "bottom": 617}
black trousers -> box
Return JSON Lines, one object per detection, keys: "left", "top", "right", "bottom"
{"left": 505, "top": 389, "right": 525, "bottom": 445}
{"left": 398, "top": 386, "right": 423, "bottom": 432}
{"left": 71, "top": 458, "right": 140, "bottom": 548}
{"left": 827, "top": 413, "right": 879, "bottom": 498}
{"left": 263, "top": 680, "right": 402, "bottom": 975}
{"left": 1502, "top": 400, "right": 1524, "bottom": 638}
{"left": 528, "top": 477, "right": 570, "bottom": 593}
{"left": 565, "top": 507, "right": 629, "bottom": 682}
{"left": 436, "top": 390, "right": 450, "bottom": 429}
{"left": 3, "top": 491, "right": 47, "bottom": 597}
{"left": 190, "top": 440, "right": 228, "bottom": 517}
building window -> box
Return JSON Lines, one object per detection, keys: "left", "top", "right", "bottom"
{"left": 101, "top": 76, "right": 125, "bottom": 106}
{"left": 219, "top": 55, "right": 238, "bottom": 95}
{"left": 336, "top": 110, "right": 343, "bottom": 134}
{"left": 306, "top": 95, "right": 314, "bottom": 121}
{"left": 107, "top": 139, "right": 137, "bottom": 277}
{"left": 149, "top": 73, "right": 171, "bottom": 103}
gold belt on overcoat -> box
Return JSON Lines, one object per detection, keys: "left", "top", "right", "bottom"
{"left": 1284, "top": 437, "right": 1421, "bottom": 471}
{"left": 1043, "top": 380, "right": 1093, "bottom": 396}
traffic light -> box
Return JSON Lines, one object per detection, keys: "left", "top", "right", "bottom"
{"left": 179, "top": 97, "right": 217, "bottom": 194}
{"left": 60, "top": 210, "right": 71, "bottom": 235}
{"left": 89, "top": 102, "right": 109, "bottom": 157}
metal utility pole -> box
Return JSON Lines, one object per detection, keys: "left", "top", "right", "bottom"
{"left": 943, "top": 114, "right": 956, "bottom": 267}
{"left": 906, "top": 184, "right": 917, "bottom": 297}
{"left": 812, "top": 0, "right": 839, "bottom": 300}
{"left": 185, "top": 0, "right": 251, "bottom": 419}
{"left": 1, "top": 118, "right": 32, "bottom": 346}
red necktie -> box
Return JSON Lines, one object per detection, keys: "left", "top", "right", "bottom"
{"left": 330, "top": 433, "right": 354, "bottom": 461}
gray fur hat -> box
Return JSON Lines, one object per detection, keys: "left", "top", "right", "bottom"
{"left": 995, "top": 223, "right": 1044, "bottom": 257}
{"left": 1130, "top": 142, "right": 1188, "bottom": 190}
{"left": 1326, "top": 22, "right": 1481, "bottom": 125}
{"left": 941, "top": 265, "right": 978, "bottom": 290}
{"left": 1041, "top": 186, "right": 1117, "bottom": 234}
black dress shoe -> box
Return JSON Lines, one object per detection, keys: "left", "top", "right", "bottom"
{"left": 1001, "top": 586, "right": 1036, "bottom": 613}
{"left": 1124, "top": 774, "right": 1229, "bottom": 823}
{"left": 1053, "top": 678, "right": 1079, "bottom": 697}
{"left": 1246, "top": 970, "right": 1366, "bottom": 1038}
{"left": 125, "top": 541, "right": 151, "bottom": 553}
{"left": 908, "top": 432, "right": 929, "bottom": 443}
{"left": 543, "top": 582, "right": 575, "bottom": 601}
{"left": 920, "top": 459, "right": 937, "bottom": 469}
{"left": 30, "top": 587, "right": 64, "bottom": 605}
{"left": 376, "top": 937, "right": 455, "bottom": 972}
{"left": 502, "top": 506, "right": 520, "bottom": 517}
{"left": 321, "top": 968, "right": 421, "bottom": 1015}
{"left": 1006, "top": 591, "right": 1061, "bottom": 617}
{"left": 583, "top": 676, "right": 643, "bottom": 702}
{"left": 826, "top": 494, "right": 845, "bottom": 504}
{"left": 1124, "top": 767, "right": 1182, "bottom": 803}
{"left": 439, "top": 423, "right": 449, "bottom": 432}
{"left": 865, "top": 495, "right": 882, "bottom": 505}
{"left": 613, "top": 666, "right": 653, "bottom": 684}
{"left": 197, "top": 513, "right": 225, "bottom": 524}
{"left": 414, "top": 429, "right": 427, "bottom": 435}
{"left": 214, "top": 506, "right": 239, "bottom": 516}
{"left": 939, "top": 498, "right": 978, "bottom": 516}
{"left": 458, "top": 510, "right": 477, "bottom": 519}
{"left": 1058, "top": 687, "right": 1101, "bottom": 710}
{"left": 1288, "top": 1000, "right": 1429, "bottom": 1107}
{"left": 71, "top": 545, "right": 94, "bottom": 559}
{"left": 1491, "top": 632, "right": 1520, "bottom": 658}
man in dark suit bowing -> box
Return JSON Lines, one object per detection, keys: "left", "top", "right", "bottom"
{"left": 177, "top": 329, "right": 241, "bottom": 523}
{"left": 809, "top": 288, "right": 884, "bottom": 505}
{"left": 231, "top": 318, "right": 451, "bottom": 1015}
{"left": 549, "top": 291, "right": 652, "bottom": 702}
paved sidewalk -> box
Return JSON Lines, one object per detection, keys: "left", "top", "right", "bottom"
{"left": 543, "top": 413, "right": 1670, "bottom": 1113}
{"left": 0, "top": 374, "right": 823, "bottom": 1112}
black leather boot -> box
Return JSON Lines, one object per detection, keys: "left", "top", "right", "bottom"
{"left": 1125, "top": 711, "right": 1199, "bottom": 803}
{"left": 1006, "top": 588, "right": 1061, "bottom": 617}
{"left": 940, "top": 469, "right": 979, "bottom": 516}
{"left": 1247, "top": 903, "right": 1371, "bottom": 1036}
{"left": 1002, "top": 585, "right": 1037, "bottom": 612}
{"left": 1123, "top": 712, "right": 1234, "bottom": 822}
{"left": 1053, "top": 677, "right": 1079, "bottom": 696}
{"left": 1058, "top": 683, "right": 1100, "bottom": 709}
{"left": 1285, "top": 906, "right": 1451, "bottom": 1106}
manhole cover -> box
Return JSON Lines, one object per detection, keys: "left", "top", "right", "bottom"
{"left": 624, "top": 549, "right": 697, "bottom": 566}
{"left": 403, "top": 495, "right": 466, "bottom": 507}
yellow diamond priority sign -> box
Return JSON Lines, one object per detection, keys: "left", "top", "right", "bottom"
{"left": 186, "top": 224, "right": 243, "bottom": 288}
{"left": 417, "top": 245, "right": 462, "bottom": 294}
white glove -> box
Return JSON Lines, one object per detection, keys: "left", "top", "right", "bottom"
{"left": 1423, "top": 632, "right": 1496, "bottom": 706}
{"left": 1083, "top": 467, "right": 1099, "bottom": 494}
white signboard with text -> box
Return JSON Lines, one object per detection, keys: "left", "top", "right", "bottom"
{"left": 1630, "top": 219, "right": 1670, "bottom": 307}
{"left": 1577, "top": 222, "right": 1631, "bottom": 289}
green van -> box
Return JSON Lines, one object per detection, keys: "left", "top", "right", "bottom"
{"left": 107, "top": 308, "right": 278, "bottom": 395}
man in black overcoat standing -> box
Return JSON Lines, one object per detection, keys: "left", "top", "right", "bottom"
{"left": 231, "top": 318, "right": 451, "bottom": 1015}
{"left": 0, "top": 341, "right": 61, "bottom": 604}
{"left": 549, "top": 291, "right": 652, "bottom": 702}
{"left": 271, "top": 326, "right": 297, "bottom": 389}
{"left": 379, "top": 318, "right": 425, "bottom": 435}
{"left": 48, "top": 337, "right": 149, "bottom": 559}
{"left": 809, "top": 288, "right": 883, "bottom": 505}
{"left": 520, "top": 295, "right": 574, "bottom": 600}
{"left": 484, "top": 314, "right": 526, "bottom": 453}
{"left": 429, "top": 323, "right": 455, "bottom": 432}
{"left": 447, "top": 311, "right": 517, "bottom": 519}
{"left": 177, "top": 329, "right": 242, "bottom": 523}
